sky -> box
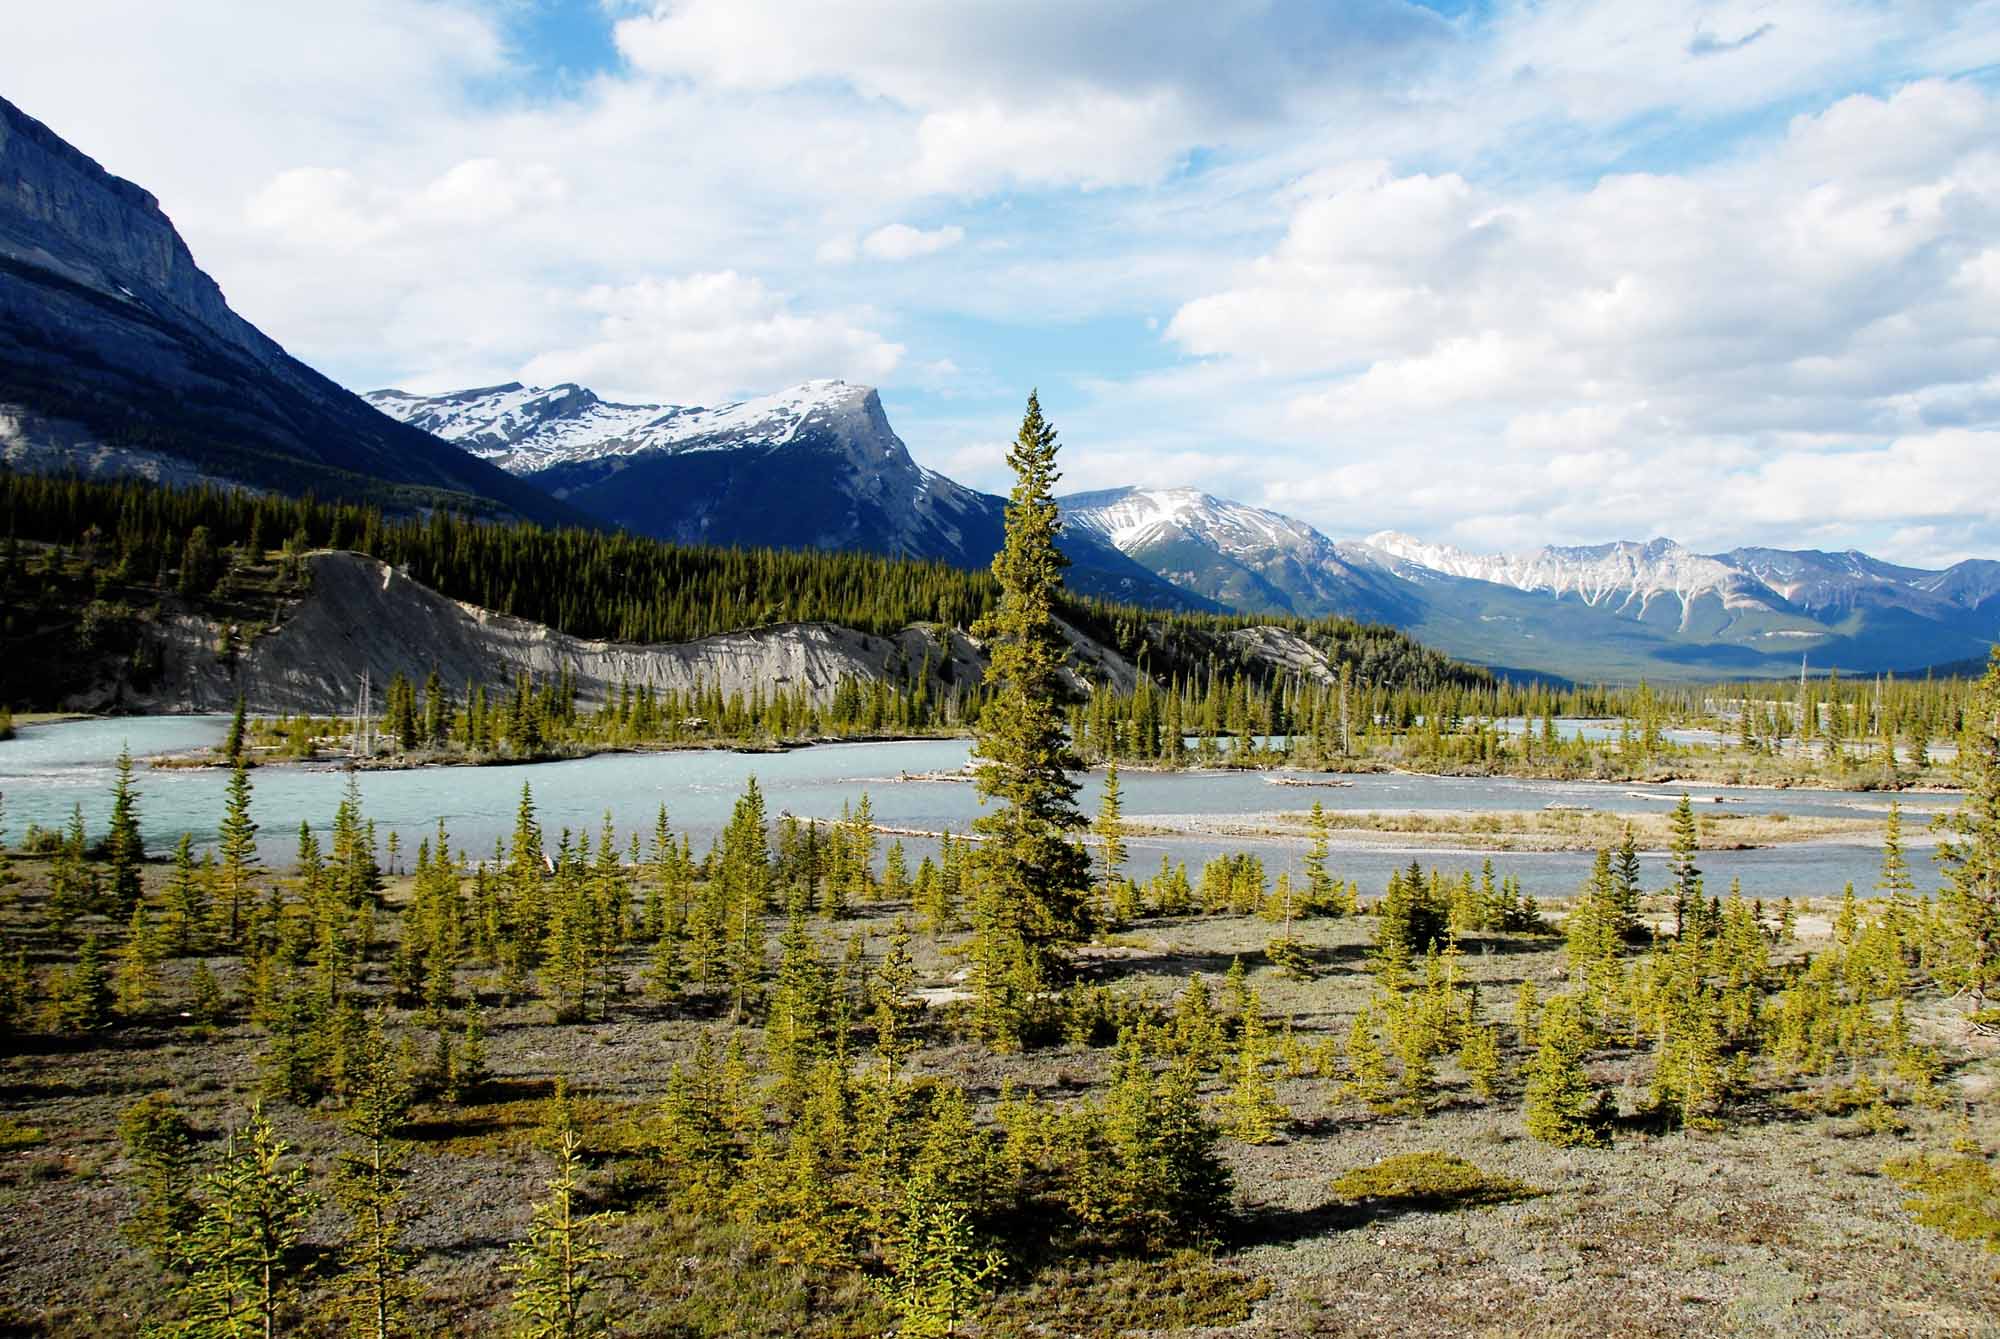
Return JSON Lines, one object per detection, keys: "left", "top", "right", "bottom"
{"left": 6, "top": 0, "right": 2000, "bottom": 565}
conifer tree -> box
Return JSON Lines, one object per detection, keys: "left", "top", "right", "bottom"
{"left": 50, "top": 933, "right": 114, "bottom": 1032}
{"left": 169, "top": 1105, "right": 314, "bottom": 1339}
{"left": 1302, "top": 801, "right": 1336, "bottom": 913}
{"left": 223, "top": 694, "right": 247, "bottom": 767}
{"left": 967, "top": 392, "right": 1093, "bottom": 1043}
{"left": 107, "top": 744, "right": 146, "bottom": 916}
{"left": 875, "top": 1161, "right": 1003, "bottom": 1339}
{"left": 872, "top": 920, "right": 922, "bottom": 1072}
{"left": 1223, "top": 1000, "right": 1289, "bottom": 1143}
{"left": 120, "top": 1093, "right": 201, "bottom": 1265}
{"left": 116, "top": 900, "right": 163, "bottom": 1018}
{"left": 507, "top": 1126, "right": 615, "bottom": 1339}
{"left": 1459, "top": 1019, "right": 1502, "bottom": 1099}
{"left": 1523, "top": 994, "right": 1608, "bottom": 1147}
{"left": 216, "top": 762, "right": 260, "bottom": 946}
{"left": 1667, "top": 794, "right": 1701, "bottom": 938}
{"left": 335, "top": 1020, "right": 417, "bottom": 1339}
{"left": 1093, "top": 760, "right": 1128, "bottom": 895}
{"left": 163, "top": 833, "right": 210, "bottom": 956}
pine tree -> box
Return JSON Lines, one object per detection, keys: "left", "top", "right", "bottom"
{"left": 1093, "top": 760, "right": 1128, "bottom": 897}
{"left": 222, "top": 695, "right": 248, "bottom": 766}
{"left": 1933, "top": 648, "right": 2000, "bottom": 1012}
{"left": 216, "top": 762, "right": 260, "bottom": 946}
{"left": 1523, "top": 994, "right": 1608, "bottom": 1147}
{"left": 872, "top": 920, "right": 922, "bottom": 1072}
{"left": 1667, "top": 794, "right": 1701, "bottom": 939}
{"left": 507, "top": 1126, "right": 615, "bottom": 1339}
{"left": 50, "top": 933, "right": 114, "bottom": 1032}
{"left": 334, "top": 1020, "right": 417, "bottom": 1339}
{"left": 1223, "top": 1001, "right": 1288, "bottom": 1143}
{"left": 115, "top": 900, "right": 163, "bottom": 1018}
{"left": 1302, "top": 801, "right": 1336, "bottom": 913}
{"left": 967, "top": 392, "right": 1094, "bottom": 1043}
{"left": 163, "top": 833, "right": 210, "bottom": 956}
{"left": 169, "top": 1105, "right": 315, "bottom": 1339}
{"left": 875, "top": 1161, "right": 1003, "bottom": 1339}
{"left": 107, "top": 744, "right": 146, "bottom": 916}
{"left": 120, "top": 1093, "right": 201, "bottom": 1265}
{"left": 1458, "top": 1020, "right": 1502, "bottom": 1100}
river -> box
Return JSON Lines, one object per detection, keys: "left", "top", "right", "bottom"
{"left": 0, "top": 716, "right": 1956, "bottom": 902}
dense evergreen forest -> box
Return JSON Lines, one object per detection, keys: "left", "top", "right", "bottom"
{"left": 0, "top": 471, "right": 1480, "bottom": 712}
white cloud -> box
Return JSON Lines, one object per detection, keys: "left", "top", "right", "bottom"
{"left": 518, "top": 271, "right": 904, "bottom": 403}
{"left": 1144, "top": 79, "right": 2000, "bottom": 555}
{"left": 611, "top": 0, "right": 1451, "bottom": 191}
{"left": 861, "top": 223, "right": 965, "bottom": 261}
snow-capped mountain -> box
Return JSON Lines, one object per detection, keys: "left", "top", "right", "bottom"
{"left": 1354, "top": 533, "right": 1786, "bottom": 626}
{"left": 1340, "top": 532, "right": 2000, "bottom": 679}
{"left": 367, "top": 379, "right": 878, "bottom": 473}
{"left": 369, "top": 379, "right": 1204, "bottom": 611}
{"left": 1060, "top": 488, "right": 1413, "bottom": 623}
{"left": 1051, "top": 487, "right": 1999, "bottom": 679}
{"left": 1360, "top": 532, "right": 1755, "bottom": 606}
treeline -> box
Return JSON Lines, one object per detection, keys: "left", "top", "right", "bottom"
{"left": 0, "top": 471, "right": 1476, "bottom": 695}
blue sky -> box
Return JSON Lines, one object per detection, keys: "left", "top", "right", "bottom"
{"left": 6, "top": 1, "right": 2000, "bottom": 563}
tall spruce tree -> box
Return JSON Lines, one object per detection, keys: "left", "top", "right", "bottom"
{"left": 335, "top": 1019, "right": 417, "bottom": 1339}
{"left": 1666, "top": 794, "right": 1701, "bottom": 939}
{"left": 967, "top": 391, "right": 1092, "bottom": 1046}
{"left": 507, "top": 1126, "right": 615, "bottom": 1339}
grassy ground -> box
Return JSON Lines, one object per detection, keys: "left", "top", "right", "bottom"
{"left": 0, "top": 857, "right": 1995, "bottom": 1337}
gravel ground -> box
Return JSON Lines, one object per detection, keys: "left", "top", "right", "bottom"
{"left": 1, "top": 864, "right": 1996, "bottom": 1337}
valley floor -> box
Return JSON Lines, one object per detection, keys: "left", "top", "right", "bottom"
{"left": 0, "top": 860, "right": 1992, "bottom": 1338}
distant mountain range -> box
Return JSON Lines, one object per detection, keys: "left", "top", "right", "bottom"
{"left": 1062, "top": 489, "right": 2000, "bottom": 681}
{"left": 3, "top": 94, "right": 1994, "bottom": 682}
{"left": 370, "top": 371, "right": 2000, "bottom": 679}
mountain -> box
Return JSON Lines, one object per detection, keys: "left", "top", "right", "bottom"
{"left": 1045, "top": 482, "right": 1999, "bottom": 679}
{"left": 0, "top": 96, "right": 573, "bottom": 524}
{"left": 1059, "top": 487, "right": 1416, "bottom": 623}
{"left": 368, "top": 378, "right": 1206, "bottom": 610}
{"left": 1340, "top": 533, "right": 2000, "bottom": 680}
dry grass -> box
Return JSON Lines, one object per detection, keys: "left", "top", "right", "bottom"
{"left": 1167, "top": 807, "right": 1885, "bottom": 852}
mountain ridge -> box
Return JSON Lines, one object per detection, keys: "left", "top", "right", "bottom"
{"left": 1061, "top": 487, "right": 2000, "bottom": 680}
{"left": 0, "top": 94, "right": 577, "bottom": 525}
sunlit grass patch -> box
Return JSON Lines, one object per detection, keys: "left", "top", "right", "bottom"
{"left": 1884, "top": 1151, "right": 2000, "bottom": 1251}
{"left": 1329, "top": 1150, "right": 1544, "bottom": 1210}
